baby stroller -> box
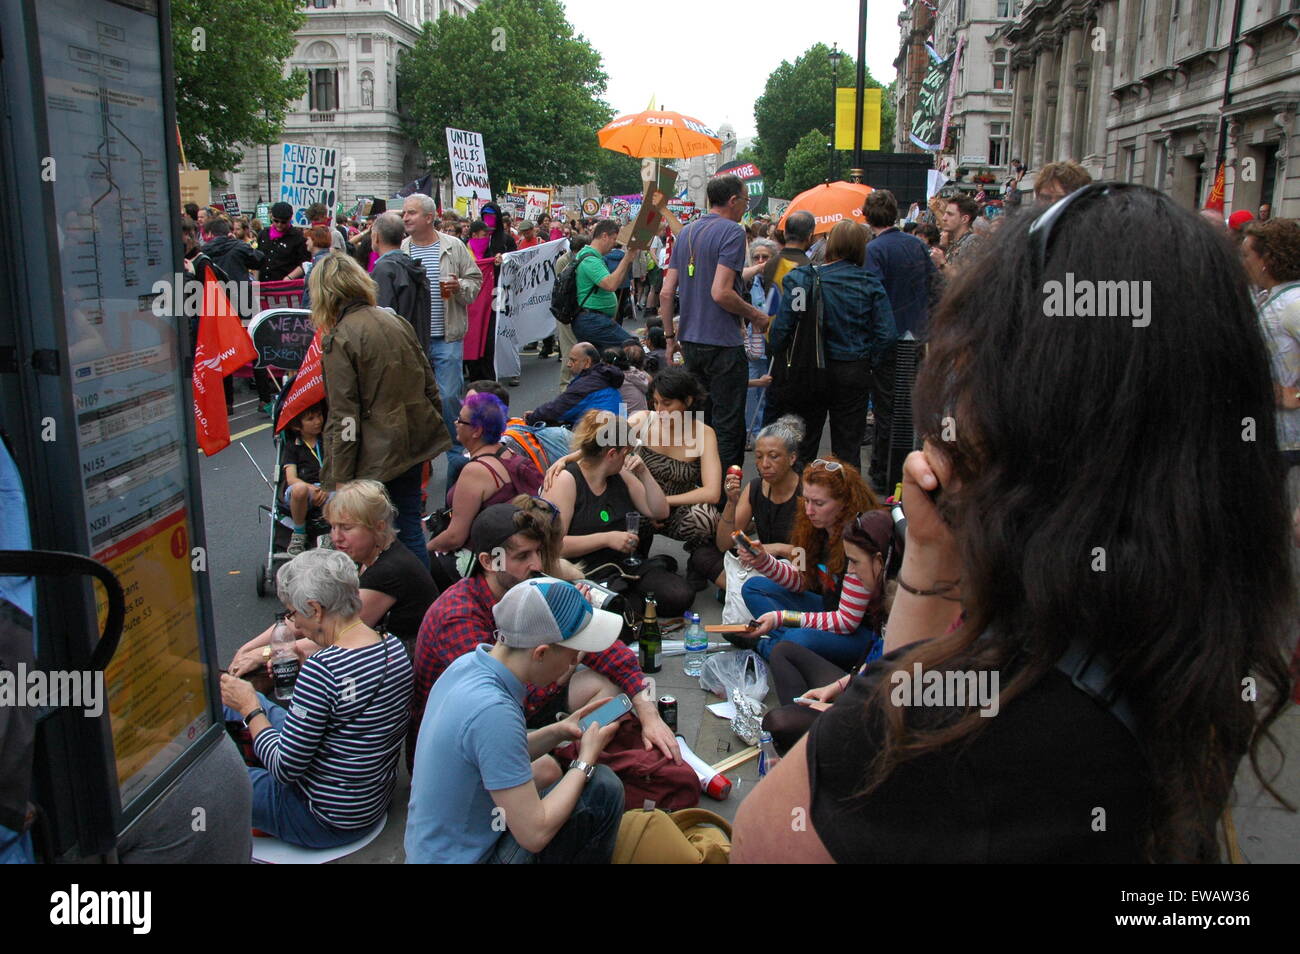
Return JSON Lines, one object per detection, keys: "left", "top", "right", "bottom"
{"left": 242, "top": 372, "right": 331, "bottom": 597}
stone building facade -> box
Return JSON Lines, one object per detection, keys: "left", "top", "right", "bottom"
{"left": 934, "top": 0, "right": 1018, "bottom": 182}
{"left": 1002, "top": 0, "right": 1298, "bottom": 214}
{"left": 230, "top": 0, "right": 480, "bottom": 211}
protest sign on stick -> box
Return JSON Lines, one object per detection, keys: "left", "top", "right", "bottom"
{"left": 279, "top": 143, "right": 339, "bottom": 226}
{"left": 446, "top": 127, "right": 493, "bottom": 213}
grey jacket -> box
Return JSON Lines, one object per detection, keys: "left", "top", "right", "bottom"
{"left": 400, "top": 231, "right": 483, "bottom": 343}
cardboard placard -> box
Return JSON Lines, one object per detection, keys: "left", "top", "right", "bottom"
{"left": 278, "top": 143, "right": 339, "bottom": 226}
{"left": 178, "top": 168, "right": 210, "bottom": 209}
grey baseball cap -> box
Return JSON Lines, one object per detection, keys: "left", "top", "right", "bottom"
{"left": 492, "top": 577, "right": 622, "bottom": 653}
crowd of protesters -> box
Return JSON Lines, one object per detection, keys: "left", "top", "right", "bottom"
{"left": 197, "top": 165, "right": 1298, "bottom": 866}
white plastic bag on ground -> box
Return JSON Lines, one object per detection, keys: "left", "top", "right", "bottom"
{"left": 721, "top": 551, "right": 752, "bottom": 625}
{"left": 700, "top": 650, "right": 769, "bottom": 703}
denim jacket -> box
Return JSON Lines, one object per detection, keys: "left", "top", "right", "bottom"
{"left": 770, "top": 260, "right": 897, "bottom": 364}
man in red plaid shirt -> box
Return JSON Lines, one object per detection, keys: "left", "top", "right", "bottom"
{"left": 410, "top": 504, "right": 681, "bottom": 765}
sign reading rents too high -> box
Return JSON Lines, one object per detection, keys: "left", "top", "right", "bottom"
{"left": 279, "top": 143, "right": 338, "bottom": 227}
{"left": 446, "top": 127, "right": 493, "bottom": 214}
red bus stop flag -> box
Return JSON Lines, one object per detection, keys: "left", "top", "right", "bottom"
{"left": 193, "top": 263, "right": 257, "bottom": 456}
{"left": 275, "top": 328, "right": 326, "bottom": 433}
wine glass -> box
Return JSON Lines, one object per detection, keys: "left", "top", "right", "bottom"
{"left": 623, "top": 512, "right": 642, "bottom": 568}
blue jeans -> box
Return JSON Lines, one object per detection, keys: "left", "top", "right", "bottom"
{"left": 427, "top": 337, "right": 464, "bottom": 453}
{"left": 745, "top": 357, "right": 769, "bottom": 439}
{"left": 223, "top": 693, "right": 366, "bottom": 850}
{"left": 484, "top": 764, "right": 624, "bottom": 864}
{"left": 0, "top": 825, "right": 33, "bottom": 864}
{"left": 742, "top": 574, "right": 880, "bottom": 670}
{"left": 384, "top": 462, "right": 430, "bottom": 570}
{"left": 572, "top": 311, "right": 635, "bottom": 352}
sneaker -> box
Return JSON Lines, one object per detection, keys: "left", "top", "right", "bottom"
{"left": 286, "top": 531, "right": 307, "bottom": 557}
{"left": 521, "top": 342, "right": 539, "bottom": 354}
{"left": 506, "top": 376, "right": 520, "bottom": 387}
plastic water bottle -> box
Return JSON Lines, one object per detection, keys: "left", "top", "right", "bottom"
{"left": 683, "top": 612, "right": 707, "bottom": 677}
{"left": 270, "top": 618, "right": 299, "bottom": 702}
{"left": 758, "top": 730, "right": 781, "bottom": 777}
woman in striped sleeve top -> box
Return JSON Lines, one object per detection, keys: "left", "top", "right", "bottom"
{"left": 733, "top": 457, "right": 883, "bottom": 670}
{"left": 220, "top": 548, "right": 414, "bottom": 849}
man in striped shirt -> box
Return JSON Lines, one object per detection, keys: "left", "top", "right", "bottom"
{"left": 401, "top": 194, "right": 483, "bottom": 457}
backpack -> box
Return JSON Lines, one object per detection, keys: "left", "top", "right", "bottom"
{"left": 612, "top": 808, "right": 732, "bottom": 864}
{"left": 771, "top": 265, "right": 826, "bottom": 403}
{"left": 554, "top": 716, "right": 700, "bottom": 813}
{"left": 501, "top": 418, "right": 572, "bottom": 475}
{"left": 550, "top": 247, "right": 599, "bottom": 324}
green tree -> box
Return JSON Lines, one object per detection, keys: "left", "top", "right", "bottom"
{"left": 400, "top": 0, "right": 612, "bottom": 188}
{"left": 592, "top": 148, "right": 644, "bottom": 197}
{"left": 777, "top": 128, "right": 851, "bottom": 197}
{"left": 171, "top": 0, "right": 307, "bottom": 177}
{"left": 754, "top": 43, "right": 895, "bottom": 186}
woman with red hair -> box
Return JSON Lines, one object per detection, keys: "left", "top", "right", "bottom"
{"left": 735, "top": 457, "right": 883, "bottom": 669}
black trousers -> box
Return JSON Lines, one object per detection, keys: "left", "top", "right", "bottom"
{"left": 786, "top": 356, "right": 873, "bottom": 474}
{"left": 682, "top": 342, "right": 749, "bottom": 491}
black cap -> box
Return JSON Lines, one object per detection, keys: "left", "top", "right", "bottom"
{"left": 270, "top": 201, "right": 294, "bottom": 221}
{"left": 467, "top": 504, "right": 526, "bottom": 574}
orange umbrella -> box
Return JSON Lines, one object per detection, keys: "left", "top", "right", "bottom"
{"left": 779, "top": 181, "right": 875, "bottom": 235}
{"left": 598, "top": 110, "right": 723, "bottom": 160}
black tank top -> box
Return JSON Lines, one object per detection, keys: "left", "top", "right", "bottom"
{"left": 748, "top": 477, "right": 800, "bottom": 545}
{"left": 566, "top": 462, "right": 636, "bottom": 570}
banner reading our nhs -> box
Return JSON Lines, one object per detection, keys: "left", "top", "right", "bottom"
{"left": 494, "top": 237, "right": 567, "bottom": 379}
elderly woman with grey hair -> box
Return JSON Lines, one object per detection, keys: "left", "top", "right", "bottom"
{"left": 220, "top": 548, "right": 414, "bottom": 849}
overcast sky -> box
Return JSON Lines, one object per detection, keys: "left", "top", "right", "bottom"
{"left": 559, "top": 0, "right": 905, "bottom": 142}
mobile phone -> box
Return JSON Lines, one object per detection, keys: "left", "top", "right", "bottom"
{"left": 579, "top": 693, "right": 632, "bottom": 731}
{"left": 732, "top": 530, "right": 760, "bottom": 556}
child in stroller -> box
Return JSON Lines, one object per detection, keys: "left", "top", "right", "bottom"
{"left": 283, "top": 400, "right": 330, "bottom": 556}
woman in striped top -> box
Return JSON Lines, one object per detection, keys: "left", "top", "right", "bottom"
{"left": 734, "top": 457, "right": 883, "bottom": 670}
{"left": 220, "top": 548, "right": 414, "bottom": 849}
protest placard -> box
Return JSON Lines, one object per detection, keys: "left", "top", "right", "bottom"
{"left": 221, "top": 192, "right": 240, "bottom": 216}
{"left": 493, "top": 237, "right": 567, "bottom": 379}
{"left": 445, "top": 127, "right": 493, "bottom": 210}
{"left": 523, "top": 188, "right": 551, "bottom": 224}
{"left": 247, "top": 308, "right": 314, "bottom": 370}
{"left": 278, "top": 143, "right": 339, "bottom": 226}
{"left": 178, "top": 169, "right": 210, "bottom": 209}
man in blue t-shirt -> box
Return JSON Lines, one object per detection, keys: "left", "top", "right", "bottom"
{"left": 659, "top": 175, "right": 771, "bottom": 485}
{"left": 404, "top": 577, "right": 626, "bottom": 864}
{"left": 572, "top": 220, "right": 636, "bottom": 352}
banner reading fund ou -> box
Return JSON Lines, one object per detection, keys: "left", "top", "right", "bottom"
{"left": 493, "top": 237, "right": 567, "bottom": 379}
{"left": 445, "top": 127, "right": 493, "bottom": 210}
{"left": 279, "top": 143, "right": 339, "bottom": 227}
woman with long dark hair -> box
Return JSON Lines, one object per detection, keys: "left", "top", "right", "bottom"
{"left": 733, "top": 184, "right": 1295, "bottom": 863}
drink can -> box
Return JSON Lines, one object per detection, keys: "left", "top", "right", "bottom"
{"left": 657, "top": 695, "right": 677, "bottom": 732}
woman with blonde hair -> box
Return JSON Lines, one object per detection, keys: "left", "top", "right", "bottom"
{"left": 311, "top": 252, "right": 451, "bottom": 571}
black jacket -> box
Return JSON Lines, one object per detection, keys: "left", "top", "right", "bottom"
{"left": 372, "top": 250, "right": 432, "bottom": 355}
{"left": 201, "top": 235, "right": 266, "bottom": 285}
{"left": 526, "top": 363, "right": 625, "bottom": 426}
{"left": 256, "top": 227, "right": 308, "bottom": 282}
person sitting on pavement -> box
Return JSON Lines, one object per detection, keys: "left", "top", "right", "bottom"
{"left": 546, "top": 410, "right": 694, "bottom": 619}
{"left": 446, "top": 379, "right": 512, "bottom": 489}
{"left": 220, "top": 549, "right": 414, "bottom": 849}
{"left": 524, "top": 342, "right": 624, "bottom": 426}
{"left": 602, "top": 346, "right": 649, "bottom": 414}
{"left": 759, "top": 509, "right": 897, "bottom": 756}
{"left": 427, "top": 392, "right": 542, "bottom": 556}
{"left": 571, "top": 220, "right": 637, "bottom": 352}
{"left": 405, "top": 577, "right": 626, "bottom": 864}
{"left": 282, "top": 401, "right": 330, "bottom": 556}
{"left": 409, "top": 503, "right": 678, "bottom": 764}
{"left": 734, "top": 457, "right": 882, "bottom": 670}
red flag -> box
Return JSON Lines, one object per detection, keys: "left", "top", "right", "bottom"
{"left": 192, "top": 263, "right": 258, "bottom": 456}
{"left": 276, "top": 328, "right": 326, "bottom": 433}
{"left": 1204, "top": 162, "right": 1226, "bottom": 212}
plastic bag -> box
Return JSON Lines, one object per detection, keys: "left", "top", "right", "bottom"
{"left": 700, "top": 650, "right": 769, "bottom": 703}
{"left": 720, "top": 551, "right": 752, "bottom": 626}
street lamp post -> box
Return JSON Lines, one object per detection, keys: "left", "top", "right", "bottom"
{"left": 828, "top": 44, "right": 843, "bottom": 183}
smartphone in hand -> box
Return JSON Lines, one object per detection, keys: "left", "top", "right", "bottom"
{"left": 732, "top": 530, "right": 761, "bottom": 556}
{"left": 579, "top": 693, "right": 632, "bottom": 731}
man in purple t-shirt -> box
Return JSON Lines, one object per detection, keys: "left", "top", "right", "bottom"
{"left": 659, "top": 175, "right": 770, "bottom": 484}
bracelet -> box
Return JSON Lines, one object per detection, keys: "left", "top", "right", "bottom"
{"left": 896, "top": 575, "right": 962, "bottom": 600}
{"left": 781, "top": 610, "right": 802, "bottom": 628}
{"left": 664, "top": 334, "right": 676, "bottom": 339}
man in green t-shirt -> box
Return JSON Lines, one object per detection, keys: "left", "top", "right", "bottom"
{"left": 572, "top": 220, "right": 636, "bottom": 352}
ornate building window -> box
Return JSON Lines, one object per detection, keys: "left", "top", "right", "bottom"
{"left": 993, "top": 49, "right": 1009, "bottom": 89}
{"left": 1167, "top": 0, "right": 1180, "bottom": 64}
{"left": 989, "top": 122, "right": 1009, "bottom": 166}
{"left": 1122, "top": 145, "right": 1136, "bottom": 182}
{"left": 361, "top": 35, "right": 373, "bottom": 54}
{"left": 309, "top": 68, "right": 339, "bottom": 112}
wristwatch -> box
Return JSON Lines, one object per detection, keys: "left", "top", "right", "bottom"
{"left": 243, "top": 707, "right": 266, "bottom": 728}
{"left": 569, "top": 759, "right": 596, "bottom": 781}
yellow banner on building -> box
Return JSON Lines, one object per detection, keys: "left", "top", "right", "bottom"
{"left": 835, "top": 88, "right": 881, "bottom": 151}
